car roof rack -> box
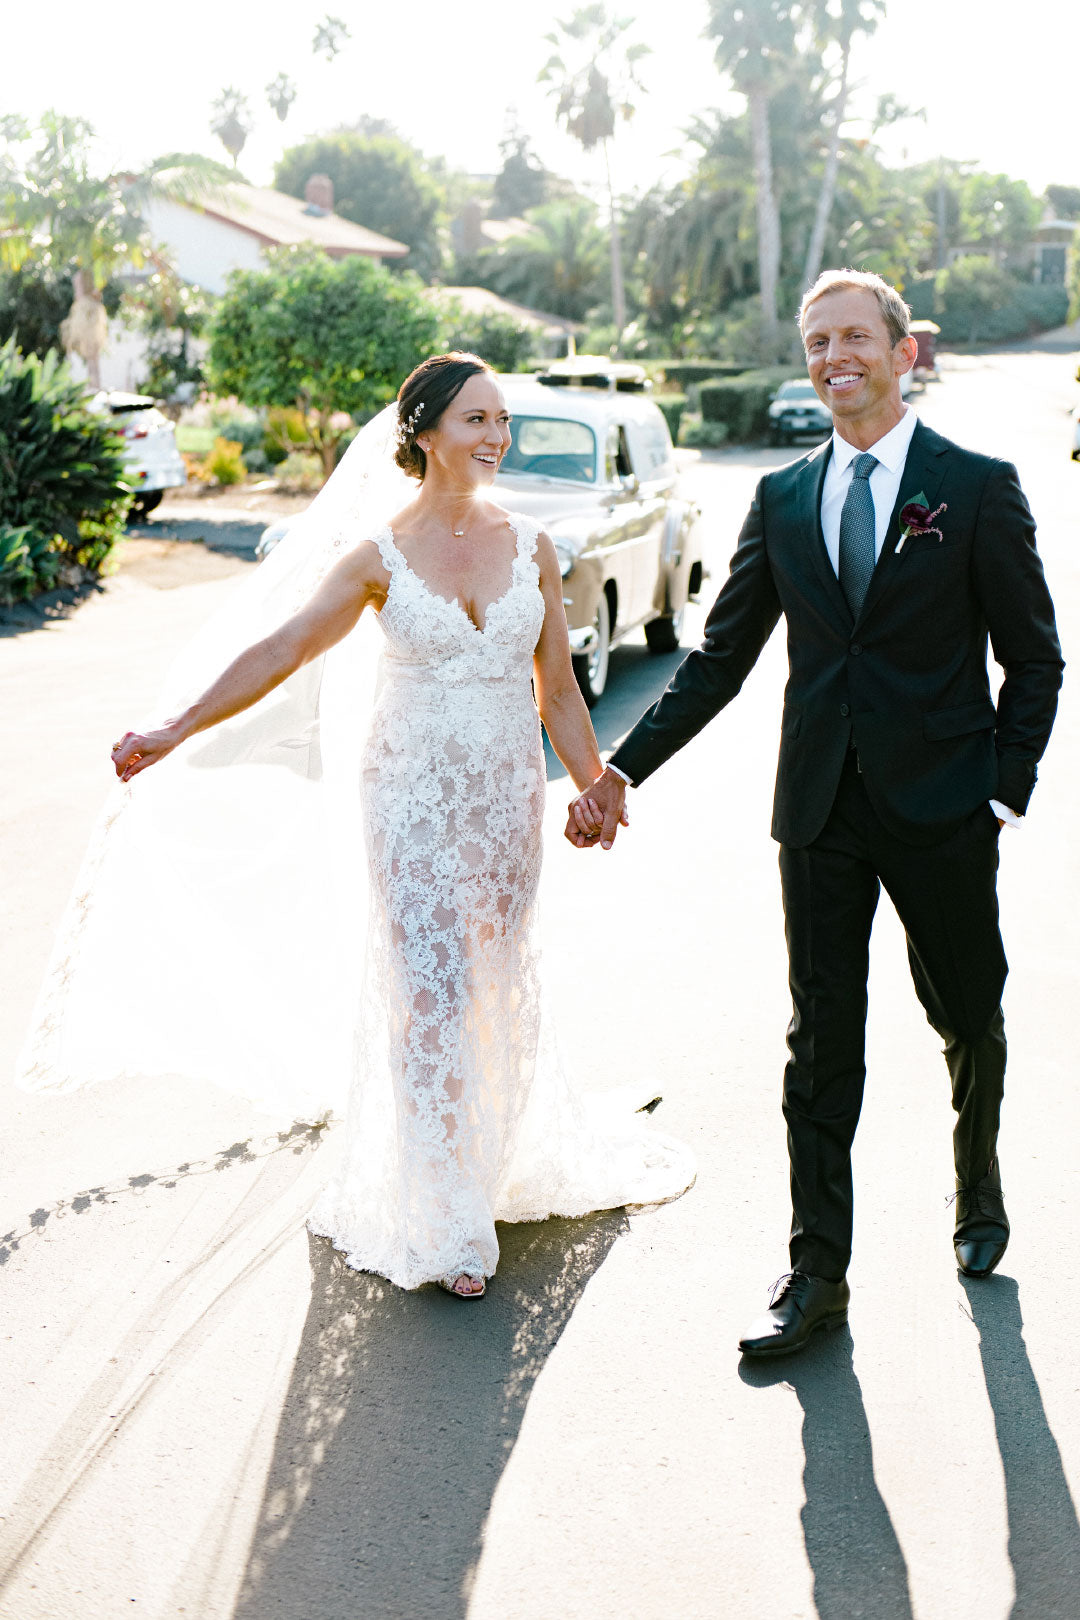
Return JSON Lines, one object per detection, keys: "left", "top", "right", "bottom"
{"left": 534, "top": 356, "right": 651, "bottom": 393}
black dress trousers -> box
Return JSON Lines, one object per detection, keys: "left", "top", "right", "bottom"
{"left": 778, "top": 750, "right": 1008, "bottom": 1280}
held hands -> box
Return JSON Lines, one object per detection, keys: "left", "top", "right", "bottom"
{"left": 110, "top": 723, "right": 183, "bottom": 782}
{"left": 564, "top": 767, "right": 629, "bottom": 851}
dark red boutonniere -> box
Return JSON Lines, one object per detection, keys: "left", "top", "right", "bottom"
{"left": 895, "top": 489, "right": 947, "bottom": 554}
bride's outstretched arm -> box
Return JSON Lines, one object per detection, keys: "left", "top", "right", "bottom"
{"left": 111, "top": 540, "right": 388, "bottom": 780}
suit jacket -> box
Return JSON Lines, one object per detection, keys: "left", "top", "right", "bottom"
{"left": 609, "top": 420, "right": 1064, "bottom": 848}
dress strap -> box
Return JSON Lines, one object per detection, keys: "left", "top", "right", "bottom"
{"left": 372, "top": 522, "right": 402, "bottom": 575}
{"left": 509, "top": 512, "right": 540, "bottom": 563}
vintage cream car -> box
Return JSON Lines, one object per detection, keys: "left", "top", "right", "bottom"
{"left": 495, "top": 362, "right": 706, "bottom": 703}
{"left": 257, "top": 361, "right": 706, "bottom": 705}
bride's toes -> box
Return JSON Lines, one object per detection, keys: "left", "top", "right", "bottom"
{"left": 439, "top": 1272, "right": 486, "bottom": 1298}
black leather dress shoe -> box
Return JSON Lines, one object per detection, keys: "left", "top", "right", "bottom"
{"left": 953, "top": 1157, "right": 1010, "bottom": 1279}
{"left": 738, "top": 1271, "right": 850, "bottom": 1358}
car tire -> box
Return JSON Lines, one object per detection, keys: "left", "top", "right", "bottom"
{"left": 644, "top": 604, "right": 685, "bottom": 655}
{"left": 572, "top": 591, "right": 611, "bottom": 707}
{"left": 132, "top": 490, "right": 164, "bottom": 516}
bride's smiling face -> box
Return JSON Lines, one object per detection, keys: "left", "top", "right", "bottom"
{"left": 417, "top": 372, "right": 512, "bottom": 487}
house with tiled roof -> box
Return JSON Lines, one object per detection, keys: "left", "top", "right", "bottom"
{"left": 143, "top": 174, "right": 409, "bottom": 296}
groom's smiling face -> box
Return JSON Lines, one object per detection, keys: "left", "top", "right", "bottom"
{"left": 802, "top": 288, "right": 915, "bottom": 440}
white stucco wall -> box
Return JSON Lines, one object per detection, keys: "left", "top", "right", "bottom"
{"left": 142, "top": 198, "right": 267, "bottom": 296}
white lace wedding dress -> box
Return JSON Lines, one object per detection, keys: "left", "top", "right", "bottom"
{"left": 18, "top": 492, "right": 694, "bottom": 1292}
{"left": 306, "top": 514, "right": 695, "bottom": 1288}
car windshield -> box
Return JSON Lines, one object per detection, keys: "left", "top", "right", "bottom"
{"left": 500, "top": 415, "right": 597, "bottom": 483}
{"left": 778, "top": 382, "right": 818, "bottom": 401}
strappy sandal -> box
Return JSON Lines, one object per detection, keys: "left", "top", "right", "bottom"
{"left": 438, "top": 1274, "right": 486, "bottom": 1298}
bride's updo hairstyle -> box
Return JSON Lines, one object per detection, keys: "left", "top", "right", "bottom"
{"left": 394, "top": 351, "right": 492, "bottom": 481}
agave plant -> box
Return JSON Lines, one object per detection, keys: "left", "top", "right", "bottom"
{"left": 0, "top": 337, "right": 130, "bottom": 603}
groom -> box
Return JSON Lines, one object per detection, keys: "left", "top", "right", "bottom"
{"left": 568, "top": 269, "right": 1063, "bottom": 1357}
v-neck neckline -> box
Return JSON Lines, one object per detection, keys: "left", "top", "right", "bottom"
{"left": 383, "top": 516, "right": 522, "bottom": 635}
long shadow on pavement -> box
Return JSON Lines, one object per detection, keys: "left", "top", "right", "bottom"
{"left": 232, "top": 1212, "right": 626, "bottom": 1620}
{"left": 962, "top": 1274, "right": 1080, "bottom": 1618}
{"left": 739, "top": 1328, "right": 915, "bottom": 1620}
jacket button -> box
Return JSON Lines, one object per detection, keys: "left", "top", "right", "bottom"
{"left": 850, "top": 642, "right": 862, "bottom": 656}
{"left": 840, "top": 703, "right": 850, "bottom": 717}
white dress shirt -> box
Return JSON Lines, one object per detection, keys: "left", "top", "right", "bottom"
{"left": 608, "top": 405, "right": 1019, "bottom": 826}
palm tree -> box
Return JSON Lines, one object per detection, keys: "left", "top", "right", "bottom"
{"left": 484, "top": 200, "right": 608, "bottom": 323}
{"left": 706, "top": 0, "right": 798, "bottom": 352}
{"left": 0, "top": 112, "right": 228, "bottom": 388}
{"left": 313, "top": 14, "right": 350, "bottom": 60}
{"left": 539, "top": 4, "right": 650, "bottom": 351}
{"left": 266, "top": 73, "right": 298, "bottom": 124}
{"left": 210, "top": 87, "right": 253, "bottom": 169}
{"left": 801, "top": 0, "right": 884, "bottom": 289}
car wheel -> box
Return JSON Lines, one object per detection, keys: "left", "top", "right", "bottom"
{"left": 572, "top": 591, "right": 611, "bottom": 707}
{"left": 644, "top": 604, "right": 685, "bottom": 655}
{"left": 132, "top": 490, "right": 164, "bottom": 516}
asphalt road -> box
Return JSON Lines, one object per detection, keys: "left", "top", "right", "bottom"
{"left": 1, "top": 346, "right": 1078, "bottom": 1620}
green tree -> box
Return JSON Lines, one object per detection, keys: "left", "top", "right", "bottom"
{"left": 706, "top": 0, "right": 798, "bottom": 351}
{"left": 936, "top": 255, "right": 1014, "bottom": 343}
{"left": 210, "top": 87, "right": 253, "bottom": 168}
{"left": 0, "top": 112, "right": 227, "bottom": 388}
{"left": 800, "top": 0, "right": 885, "bottom": 289}
{"left": 539, "top": 4, "right": 650, "bottom": 349}
{"left": 1046, "top": 184, "right": 1080, "bottom": 221}
{"left": 478, "top": 200, "right": 608, "bottom": 323}
{"left": 957, "top": 172, "right": 1041, "bottom": 264}
{"left": 491, "top": 123, "right": 551, "bottom": 219}
{"left": 275, "top": 133, "right": 444, "bottom": 278}
{"left": 207, "top": 247, "right": 440, "bottom": 478}
{"left": 122, "top": 253, "right": 213, "bottom": 400}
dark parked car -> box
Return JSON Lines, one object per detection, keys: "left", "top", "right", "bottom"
{"left": 767, "top": 379, "right": 832, "bottom": 446}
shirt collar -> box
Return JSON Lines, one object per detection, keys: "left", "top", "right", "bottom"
{"left": 831, "top": 405, "right": 917, "bottom": 474}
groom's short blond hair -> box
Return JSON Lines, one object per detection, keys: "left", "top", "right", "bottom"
{"left": 798, "top": 269, "right": 912, "bottom": 349}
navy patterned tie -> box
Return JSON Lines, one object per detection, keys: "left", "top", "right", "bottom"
{"left": 838, "top": 452, "right": 878, "bottom": 619}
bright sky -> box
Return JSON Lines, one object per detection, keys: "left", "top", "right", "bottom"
{"left": 5, "top": 0, "right": 1078, "bottom": 207}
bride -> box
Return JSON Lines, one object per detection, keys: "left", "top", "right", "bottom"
{"left": 19, "top": 352, "right": 694, "bottom": 1298}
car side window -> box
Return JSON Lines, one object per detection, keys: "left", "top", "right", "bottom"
{"left": 606, "top": 425, "right": 634, "bottom": 481}
{"left": 624, "top": 413, "right": 673, "bottom": 481}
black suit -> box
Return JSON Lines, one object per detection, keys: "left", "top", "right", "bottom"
{"left": 611, "top": 420, "right": 1063, "bottom": 1276}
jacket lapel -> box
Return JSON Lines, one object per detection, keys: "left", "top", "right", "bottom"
{"left": 795, "top": 439, "right": 853, "bottom": 627}
{"left": 856, "top": 419, "right": 950, "bottom": 628}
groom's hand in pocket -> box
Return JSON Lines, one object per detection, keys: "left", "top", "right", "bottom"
{"left": 565, "top": 767, "right": 627, "bottom": 850}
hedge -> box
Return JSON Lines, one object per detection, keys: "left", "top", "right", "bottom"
{"left": 654, "top": 360, "right": 751, "bottom": 390}
{"left": 698, "top": 367, "right": 804, "bottom": 442}
{"left": 653, "top": 392, "right": 688, "bottom": 442}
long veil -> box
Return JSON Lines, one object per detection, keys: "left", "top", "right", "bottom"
{"left": 17, "top": 405, "right": 413, "bottom": 1123}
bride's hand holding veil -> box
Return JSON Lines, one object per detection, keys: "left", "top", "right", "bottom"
{"left": 108, "top": 537, "right": 391, "bottom": 782}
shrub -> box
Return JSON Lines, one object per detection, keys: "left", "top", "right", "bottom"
{"left": 0, "top": 339, "right": 130, "bottom": 603}
{"left": 654, "top": 360, "right": 751, "bottom": 390}
{"left": 437, "top": 302, "right": 537, "bottom": 373}
{"left": 205, "top": 436, "right": 246, "bottom": 485}
{"left": 275, "top": 452, "right": 324, "bottom": 491}
{"left": 909, "top": 266, "right": 1071, "bottom": 344}
{"left": 678, "top": 415, "right": 729, "bottom": 450}
{"left": 264, "top": 405, "right": 309, "bottom": 465}
{"left": 653, "top": 393, "right": 688, "bottom": 441}
{"left": 698, "top": 367, "right": 803, "bottom": 443}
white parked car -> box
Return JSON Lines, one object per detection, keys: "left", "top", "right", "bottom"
{"left": 90, "top": 392, "right": 187, "bottom": 514}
